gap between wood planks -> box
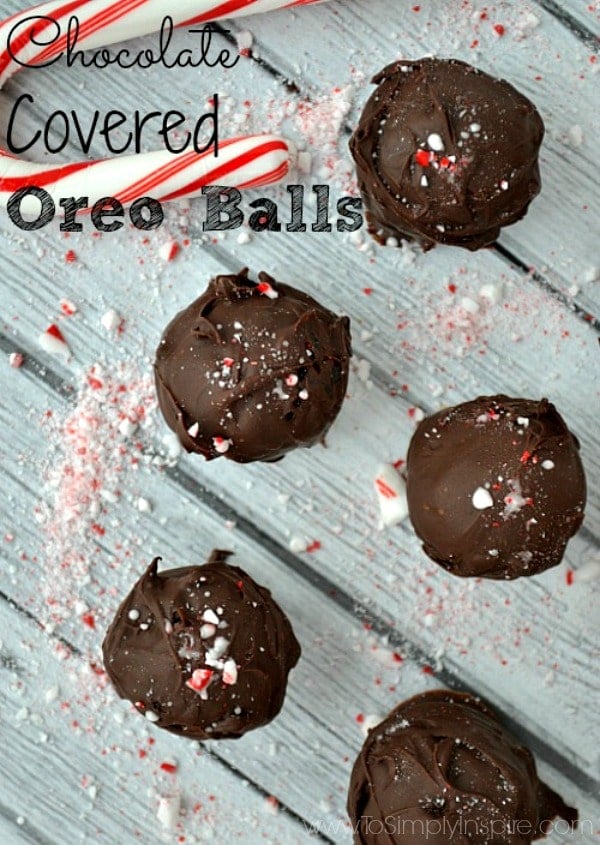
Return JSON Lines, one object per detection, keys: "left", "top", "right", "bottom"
{"left": 0, "top": 329, "right": 597, "bottom": 804}
{"left": 0, "top": 581, "right": 336, "bottom": 845}
{"left": 208, "top": 19, "right": 600, "bottom": 330}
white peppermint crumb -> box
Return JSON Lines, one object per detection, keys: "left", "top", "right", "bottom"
{"left": 162, "top": 432, "right": 182, "bottom": 460}
{"left": 460, "top": 296, "right": 479, "bottom": 315}
{"left": 289, "top": 535, "right": 308, "bottom": 554}
{"left": 45, "top": 686, "right": 59, "bottom": 702}
{"left": 118, "top": 417, "right": 137, "bottom": 437}
{"left": 572, "top": 554, "right": 600, "bottom": 583}
{"left": 263, "top": 797, "right": 279, "bottom": 816}
{"left": 374, "top": 464, "right": 409, "bottom": 528}
{"left": 128, "top": 609, "right": 140, "bottom": 621}
{"left": 187, "top": 422, "right": 199, "bottom": 438}
{"left": 145, "top": 710, "right": 160, "bottom": 722}
{"left": 469, "top": 123, "right": 481, "bottom": 133}
{"left": 472, "top": 487, "right": 494, "bottom": 510}
{"left": 517, "top": 417, "right": 530, "bottom": 428}
{"left": 567, "top": 125, "right": 584, "bottom": 148}
{"left": 236, "top": 231, "right": 251, "bottom": 245}
{"left": 427, "top": 133, "right": 444, "bottom": 151}
{"left": 16, "top": 817, "right": 25, "bottom": 826}
{"left": 583, "top": 266, "right": 599, "bottom": 285}
{"left": 157, "top": 793, "right": 181, "bottom": 830}
{"left": 360, "top": 714, "right": 383, "bottom": 737}
{"left": 479, "top": 282, "right": 504, "bottom": 305}
{"left": 136, "top": 497, "right": 152, "bottom": 513}
{"left": 235, "top": 30, "right": 253, "bottom": 52}
{"left": 100, "top": 309, "right": 121, "bottom": 332}
{"left": 541, "top": 460, "right": 555, "bottom": 470}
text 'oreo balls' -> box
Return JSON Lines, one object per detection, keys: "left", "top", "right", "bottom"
{"left": 350, "top": 58, "right": 545, "bottom": 251}
{"left": 406, "top": 396, "right": 586, "bottom": 579}
{"left": 154, "top": 269, "right": 352, "bottom": 463}
{"left": 348, "top": 690, "right": 577, "bottom": 845}
{"left": 102, "top": 552, "right": 301, "bottom": 740}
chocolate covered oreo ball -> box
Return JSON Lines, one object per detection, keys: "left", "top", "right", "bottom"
{"left": 348, "top": 690, "right": 578, "bottom": 845}
{"left": 102, "top": 552, "right": 301, "bottom": 740}
{"left": 350, "top": 58, "right": 545, "bottom": 251}
{"left": 154, "top": 269, "right": 351, "bottom": 463}
{"left": 406, "top": 396, "right": 586, "bottom": 579}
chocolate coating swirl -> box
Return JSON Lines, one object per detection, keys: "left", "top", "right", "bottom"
{"left": 102, "top": 552, "right": 301, "bottom": 740}
{"left": 350, "top": 58, "right": 545, "bottom": 251}
{"left": 348, "top": 690, "right": 578, "bottom": 844}
{"left": 406, "top": 396, "right": 586, "bottom": 579}
{"left": 154, "top": 269, "right": 352, "bottom": 463}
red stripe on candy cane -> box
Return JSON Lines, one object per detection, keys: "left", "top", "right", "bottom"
{"left": 0, "top": 0, "right": 90, "bottom": 77}
{"left": 32, "top": 0, "right": 150, "bottom": 67}
{"left": 0, "top": 0, "right": 313, "bottom": 209}
{"left": 0, "top": 160, "right": 93, "bottom": 191}
{"left": 161, "top": 139, "right": 289, "bottom": 202}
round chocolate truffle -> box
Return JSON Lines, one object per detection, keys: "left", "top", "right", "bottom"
{"left": 154, "top": 269, "right": 352, "bottom": 463}
{"left": 406, "top": 396, "right": 586, "bottom": 579}
{"left": 350, "top": 58, "right": 545, "bottom": 251}
{"left": 102, "top": 552, "right": 301, "bottom": 739}
{"left": 348, "top": 690, "right": 578, "bottom": 845}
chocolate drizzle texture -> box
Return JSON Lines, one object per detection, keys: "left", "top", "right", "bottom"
{"left": 154, "top": 269, "right": 352, "bottom": 463}
{"left": 348, "top": 690, "right": 578, "bottom": 844}
{"left": 350, "top": 58, "right": 545, "bottom": 251}
{"left": 102, "top": 552, "right": 301, "bottom": 740}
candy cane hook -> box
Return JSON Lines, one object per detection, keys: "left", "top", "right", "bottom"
{"left": 0, "top": 0, "right": 326, "bottom": 210}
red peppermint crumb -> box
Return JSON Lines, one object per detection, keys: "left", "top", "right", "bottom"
{"left": 81, "top": 613, "right": 95, "bottom": 629}
{"left": 448, "top": 283, "right": 457, "bottom": 294}
{"left": 138, "top": 749, "right": 147, "bottom": 759}
{"left": 520, "top": 450, "right": 532, "bottom": 464}
{"left": 493, "top": 23, "right": 506, "bottom": 36}
{"left": 87, "top": 376, "right": 104, "bottom": 390}
{"left": 392, "top": 652, "right": 403, "bottom": 663}
{"left": 565, "top": 569, "right": 574, "bottom": 586}
{"left": 415, "top": 149, "right": 431, "bottom": 167}
{"left": 422, "top": 665, "right": 434, "bottom": 675}
{"left": 160, "top": 762, "right": 177, "bottom": 774}
{"left": 65, "top": 250, "right": 77, "bottom": 263}
{"left": 306, "top": 540, "right": 321, "bottom": 553}
{"left": 355, "top": 713, "right": 365, "bottom": 724}
{"left": 363, "top": 287, "right": 373, "bottom": 296}
{"left": 60, "top": 299, "right": 76, "bottom": 316}
{"left": 236, "top": 580, "right": 244, "bottom": 591}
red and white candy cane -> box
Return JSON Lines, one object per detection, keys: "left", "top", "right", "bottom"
{"left": 0, "top": 0, "right": 327, "bottom": 208}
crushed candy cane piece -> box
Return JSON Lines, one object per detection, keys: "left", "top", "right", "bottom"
{"left": 39, "top": 324, "right": 71, "bottom": 360}
{"left": 256, "top": 281, "right": 279, "bottom": 299}
{"left": 101, "top": 309, "right": 122, "bottom": 332}
{"left": 9, "top": 352, "right": 24, "bottom": 368}
{"left": 186, "top": 668, "right": 213, "bottom": 692}
{"left": 159, "top": 240, "right": 180, "bottom": 262}
{"left": 222, "top": 658, "right": 238, "bottom": 685}
{"left": 213, "top": 436, "right": 232, "bottom": 454}
{"left": 374, "top": 464, "right": 409, "bottom": 528}
{"left": 472, "top": 487, "right": 494, "bottom": 510}
{"left": 157, "top": 793, "right": 181, "bottom": 830}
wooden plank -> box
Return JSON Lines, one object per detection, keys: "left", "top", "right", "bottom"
{"left": 1, "top": 330, "right": 598, "bottom": 783}
{"left": 1, "top": 383, "right": 598, "bottom": 844}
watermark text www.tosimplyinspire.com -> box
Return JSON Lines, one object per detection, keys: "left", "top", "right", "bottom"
{"left": 303, "top": 815, "right": 595, "bottom": 839}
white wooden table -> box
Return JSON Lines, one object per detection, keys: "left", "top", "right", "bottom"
{"left": 0, "top": 0, "right": 598, "bottom": 842}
